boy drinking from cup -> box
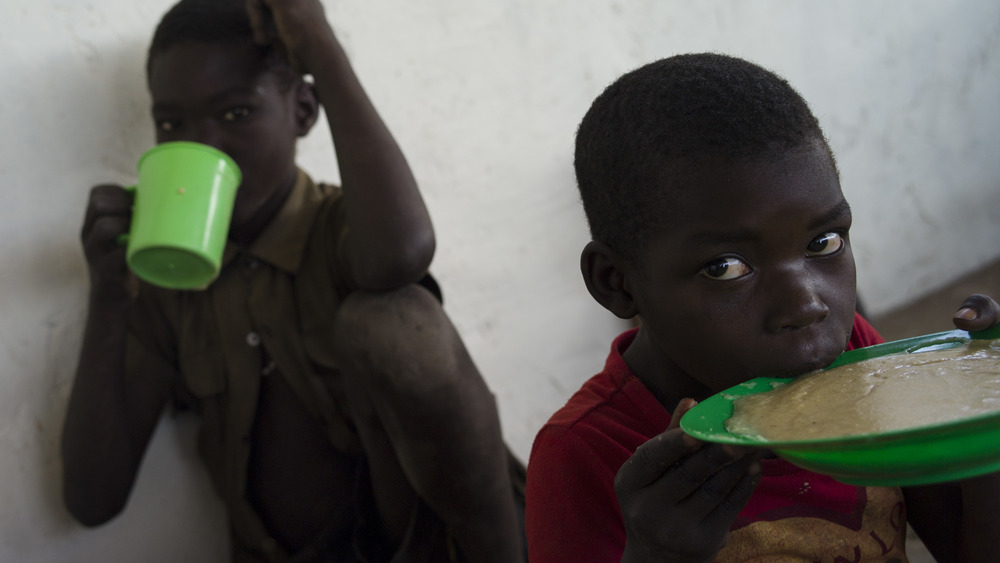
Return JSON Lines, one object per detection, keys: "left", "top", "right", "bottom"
{"left": 62, "top": 0, "right": 525, "bottom": 561}
{"left": 525, "top": 53, "right": 1000, "bottom": 562}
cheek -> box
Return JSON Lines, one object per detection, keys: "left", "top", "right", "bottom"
{"left": 231, "top": 135, "right": 295, "bottom": 186}
{"left": 650, "top": 295, "right": 757, "bottom": 370}
{"left": 828, "top": 252, "right": 858, "bottom": 316}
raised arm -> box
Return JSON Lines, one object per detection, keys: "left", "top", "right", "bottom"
{"left": 248, "top": 0, "right": 435, "bottom": 290}
{"left": 903, "top": 294, "right": 1000, "bottom": 562}
{"left": 61, "top": 185, "right": 172, "bottom": 526}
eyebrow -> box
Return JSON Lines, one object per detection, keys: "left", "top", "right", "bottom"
{"left": 684, "top": 229, "right": 754, "bottom": 248}
{"left": 151, "top": 86, "right": 260, "bottom": 113}
{"left": 810, "top": 199, "right": 852, "bottom": 230}
{"left": 684, "top": 198, "right": 853, "bottom": 248}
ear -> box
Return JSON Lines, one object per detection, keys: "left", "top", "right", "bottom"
{"left": 581, "top": 240, "right": 638, "bottom": 320}
{"left": 293, "top": 80, "right": 320, "bottom": 137}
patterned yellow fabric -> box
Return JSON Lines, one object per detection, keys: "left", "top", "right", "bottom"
{"left": 720, "top": 485, "right": 908, "bottom": 562}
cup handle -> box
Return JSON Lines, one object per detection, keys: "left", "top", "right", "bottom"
{"left": 116, "top": 184, "right": 137, "bottom": 246}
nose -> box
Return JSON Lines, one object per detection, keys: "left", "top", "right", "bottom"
{"left": 764, "top": 263, "right": 830, "bottom": 333}
{"left": 184, "top": 120, "right": 225, "bottom": 152}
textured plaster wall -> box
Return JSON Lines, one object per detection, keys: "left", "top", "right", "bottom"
{"left": 1, "top": 0, "right": 998, "bottom": 560}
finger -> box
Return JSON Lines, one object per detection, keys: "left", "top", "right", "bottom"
{"left": 82, "top": 185, "right": 133, "bottom": 239}
{"left": 83, "top": 215, "right": 131, "bottom": 283}
{"left": 94, "top": 242, "right": 129, "bottom": 272}
{"left": 245, "top": 0, "right": 273, "bottom": 45}
{"left": 664, "top": 443, "right": 758, "bottom": 504}
{"left": 953, "top": 294, "right": 1000, "bottom": 332}
{"left": 615, "top": 429, "right": 703, "bottom": 492}
{"left": 700, "top": 456, "right": 762, "bottom": 530}
{"left": 84, "top": 215, "right": 131, "bottom": 253}
{"left": 667, "top": 397, "right": 698, "bottom": 431}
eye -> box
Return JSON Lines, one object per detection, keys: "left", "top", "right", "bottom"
{"left": 222, "top": 106, "right": 252, "bottom": 122}
{"left": 155, "top": 119, "right": 179, "bottom": 133}
{"left": 700, "top": 257, "right": 752, "bottom": 281}
{"left": 806, "top": 232, "right": 845, "bottom": 256}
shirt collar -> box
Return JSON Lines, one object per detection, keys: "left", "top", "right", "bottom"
{"left": 222, "top": 169, "right": 323, "bottom": 274}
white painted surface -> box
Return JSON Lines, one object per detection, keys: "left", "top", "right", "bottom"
{"left": 1, "top": 0, "right": 996, "bottom": 560}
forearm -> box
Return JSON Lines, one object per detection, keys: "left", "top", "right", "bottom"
{"left": 61, "top": 286, "right": 161, "bottom": 525}
{"left": 905, "top": 473, "right": 1000, "bottom": 563}
{"left": 303, "top": 30, "right": 435, "bottom": 288}
{"left": 957, "top": 473, "right": 1000, "bottom": 561}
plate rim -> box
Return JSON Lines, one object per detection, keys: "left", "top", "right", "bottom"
{"left": 679, "top": 328, "right": 1000, "bottom": 448}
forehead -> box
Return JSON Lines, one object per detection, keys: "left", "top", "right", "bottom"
{"left": 656, "top": 144, "right": 845, "bottom": 241}
{"left": 148, "top": 41, "right": 269, "bottom": 102}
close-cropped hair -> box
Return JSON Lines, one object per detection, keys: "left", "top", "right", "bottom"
{"left": 574, "top": 53, "right": 835, "bottom": 264}
{"left": 147, "top": 0, "right": 296, "bottom": 85}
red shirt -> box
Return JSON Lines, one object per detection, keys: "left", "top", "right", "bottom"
{"left": 526, "top": 314, "right": 909, "bottom": 562}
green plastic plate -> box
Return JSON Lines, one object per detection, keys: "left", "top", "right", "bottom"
{"left": 680, "top": 325, "right": 1000, "bottom": 486}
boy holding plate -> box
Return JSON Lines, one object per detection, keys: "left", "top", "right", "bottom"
{"left": 525, "top": 53, "right": 1000, "bottom": 562}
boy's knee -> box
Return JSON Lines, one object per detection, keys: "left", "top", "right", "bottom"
{"left": 332, "top": 284, "right": 459, "bottom": 384}
{"left": 334, "top": 285, "right": 502, "bottom": 450}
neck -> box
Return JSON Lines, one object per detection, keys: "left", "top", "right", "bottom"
{"left": 622, "top": 326, "right": 714, "bottom": 414}
{"left": 229, "top": 170, "right": 297, "bottom": 246}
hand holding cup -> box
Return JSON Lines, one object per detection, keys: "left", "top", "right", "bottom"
{"left": 81, "top": 184, "right": 135, "bottom": 289}
{"left": 118, "top": 142, "right": 241, "bottom": 290}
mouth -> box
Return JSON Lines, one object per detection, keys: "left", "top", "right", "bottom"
{"left": 763, "top": 360, "right": 826, "bottom": 380}
{"left": 763, "top": 332, "right": 847, "bottom": 378}
{"left": 788, "top": 357, "right": 835, "bottom": 378}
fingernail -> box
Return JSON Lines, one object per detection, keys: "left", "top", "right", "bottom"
{"left": 954, "top": 307, "right": 978, "bottom": 321}
{"left": 676, "top": 397, "right": 698, "bottom": 411}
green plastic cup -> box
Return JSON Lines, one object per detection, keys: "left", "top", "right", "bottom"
{"left": 123, "top": 142, "right": 241, "bottom": 290}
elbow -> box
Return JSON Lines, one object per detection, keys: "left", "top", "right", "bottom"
{"left": 69, "top": 510, "right": 120, "bottom": 529}
{"left": 399, "top": 229, "right": 436, "bottom": 282}
{"left": 64, "top": 489, "right": 127, "bottom": 528}
{"left": 62, "top": 465, "right": 130, "bottom": 527}
{"left": 356, "top": 230, "right": 436, "bottom": 290}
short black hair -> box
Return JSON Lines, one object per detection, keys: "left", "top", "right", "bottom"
{"left": 574, "top": 53, "right": 835, "bottom": 264}
{"left": 147, "top": 0, "right": 296, "bottom": 85}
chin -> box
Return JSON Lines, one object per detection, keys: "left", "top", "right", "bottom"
{"left": 805, "top": 344, "right": 849, "bottom": 374}
{"left": 789, "top": 320, "right": 854, "bottom": 373}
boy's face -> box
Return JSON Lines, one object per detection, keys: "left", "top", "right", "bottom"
{"left": 625, "top": 142, "right": 857, "bottom": 399}
{"left": 147, "top": 41, "right": 307, "bottom": 238}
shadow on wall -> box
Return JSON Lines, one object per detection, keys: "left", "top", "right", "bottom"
{"left": 89, "top": 38, "right": 158, "bottom": 178}
{"left": 0, "top": 36, "right": 165, "bottom": 542}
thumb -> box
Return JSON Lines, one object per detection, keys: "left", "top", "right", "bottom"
{"left": 667, "top": 398, "right": 698, "bottom": 431}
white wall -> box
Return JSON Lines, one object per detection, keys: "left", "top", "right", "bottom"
{"left": 2, "top": 0, "right": 998, "bottom": 560}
